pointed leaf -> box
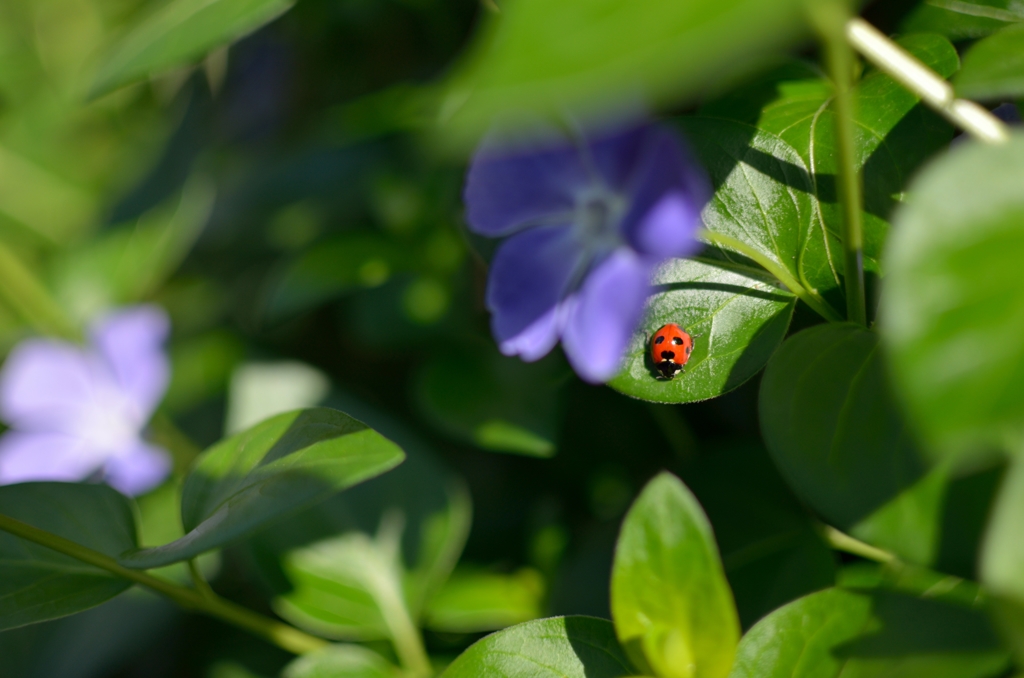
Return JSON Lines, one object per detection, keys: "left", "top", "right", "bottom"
{"left": 611, "top": 472, "right": 739, "bottom": 678}
{"left": 609, "top": 257, "right": 795, "bottom": 404}
{"left": 730, "top": 588, "right": 1009, "bottom": 678}
{"left": 0, "top": 483, "right": 137, "bottom": 630}
{"left": 119, "top": 407, "right": 404, "bottom": 568}
{"left": 440, "top": 616, "right": 633, "bottom": 678}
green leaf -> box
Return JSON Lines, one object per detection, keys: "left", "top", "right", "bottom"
{"left": 683, "top": 443, "right": 836, "bottom": 629}
{"left": 274, "top": 532, "right": 407, "bottom": 641}
{"left": 608, "top": 257, "right": 795, "bottom": 404}
{"left": 760, "top": 323, "right": 942, "bottom": 564}
{"left": 981, "top": 457, "right": 1024, "bottom": 662}
{"left": 441, "top": 0, "right": 811, "bottom": 142}
{"left": 611, "top": 473, "right": 739, "bottom": 678}
{"left": 282, "top": 645, "right": 401, "bottom": 678}
{"left": 881, "top": 133, "right": 1024, "bottom": 461}
{"left": 413, "top": 346, "right": 565, "bottom": 457}
{"left": 704, "top": 35, "right": 958, "bottom": 308}
{"left": 424, "top": 567, "right": 544, "bottom": 633}
{"left": 242, "top": 392, "right": 471, "bottom": 629}
{"left": 119, "top": 407, "right": 404, "bottom": 569}
{"left": 729, "top": 588, "right": 1010, "bottom": 678}
{"left": 0, "top": 483, "right": 137, "bottom": 630}
{"left": 956, "top": 24, "right": 1024, "bottom": 100}
{"left": 91, "top": 0, "right": 295, "bottom": 96}
{"left": 902, "top": 0, "right": 1024, "bottom": 41}
{"left": 439, "top": 616, "right": 634, "bottom": 678}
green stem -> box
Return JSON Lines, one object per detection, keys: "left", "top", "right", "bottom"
{"left": 188, "top": 558, "right": 216, "bottom": 600}
{"left": 814, "top": 0, "right": 867, "bottom": 326}
{"left": 0, "top": 240, "right": 79, "bottom": 340}
{"left": 698, "top": 229, "right": 842, "bottom": 322}
{"left": 819, "top": 524, "right": 896, "bottom": 564}
{"left": 846, "top": 17, "right": 1010, "bottom": 144}
{"left": 0, "top": 512, "right": 327, "bottom": 655}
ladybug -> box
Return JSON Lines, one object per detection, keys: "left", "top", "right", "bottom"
{"left": 650, "top": 323, "right": 693, "bottom": 380}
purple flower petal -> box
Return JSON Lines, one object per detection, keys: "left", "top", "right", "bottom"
{"left": 620, "top": 126, "right": 708, "bottom": 258}
{"left": 561, "top": 249, "right": 656, "bottom": 383}
{"left": 587, "top": 125, "right": 649, "bottom": 191}
{"left": 465, "top": 130, "right": 588, "bottom": 237}
{"left": 488, "top": 225, "right": 584, "bottom": 361}
{"left": 0, "top": 432, "right": 108, "bottom": 484}
{"left": 90, "top": 305, "right": 170, "bottom": 421}
{"left": 104, "top": 440, "right": 171, "bottom": 496}
{"left": 0, "top": 340, "right": 109, "bottom": 435}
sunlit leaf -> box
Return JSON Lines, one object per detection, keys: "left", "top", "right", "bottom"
{"left": 609, "top": 257, "right": 794, "bottom": 404}
{"left": 282, "top": 644, "right": 400, "bottom": 678}
{"left": 424, "top": 568, "right": 544, "bottom": 633}
{"left": 611, "top": 473, "right": 739, "bottom": 678}
{"left": 440, "top": 616, "right": 633, "bottom": 678}
{"left": 118, "top": 408, "right": 404, "bottom": 568}
{"left": 730, "top": 588, "right": 1009, "bottom": 678}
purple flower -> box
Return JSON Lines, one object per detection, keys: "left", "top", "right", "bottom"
{"left": 0, "top": 305, "right": 172, "bottom": 496}
{"left": 464, "top": 122, "right": 708, "bottom": 382}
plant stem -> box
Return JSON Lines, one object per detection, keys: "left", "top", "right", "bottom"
{"left": 846, "top": 17, "right": 1010, "bottom": 144}
{"left": 698, "top": 229, "right": 842, "bottom": 322}
{"left": 819, "top": 524, "right": 896, "bottom": 564}
{"left": 0, "top": 240, "right": 80, "bottom": 340}
{"left": 814, "top": 0, "right": 867, "bottom": 326}
{"left": 0, "top": 512, "right": 327, "bottom": 655}
{"left": 189, "top": 558, "right": 216, "bottom": 600}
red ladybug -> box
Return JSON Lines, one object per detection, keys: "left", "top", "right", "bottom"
{"left": 650, "top": 323, "right": 693, "bottom": 380}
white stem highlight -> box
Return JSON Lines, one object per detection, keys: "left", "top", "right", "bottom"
{"left": 846, "top": 18, "right": 1010, "bottom": 144}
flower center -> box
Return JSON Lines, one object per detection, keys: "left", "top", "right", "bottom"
{"left": 573, "top": 190, "right": 625, "bottom": 255}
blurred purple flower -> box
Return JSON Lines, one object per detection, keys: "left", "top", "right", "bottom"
{"left": 464, "top": 122, "right": 708, "bottom": 382}
{"left": 0, "top": 305, "right": 172, "bottom": 496}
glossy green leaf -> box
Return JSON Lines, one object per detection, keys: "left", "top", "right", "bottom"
{"left": 882, "top": 134, "right": 1024, "bottom": 461}
{"left": 441, "top": 0, "right": 810, "bottom": 141}
{"left": 608, "top": 257, "right": 795, "bottom": 404}
{"left": 119, "top": 407, "right": 404, "bottom": 568}
{"left": 729, "top": 588, "right": 1010, "bottom": 678}
{"left": 414, "top": 346, "right": 565, "bottom": 457}
{"left": 440, "top": 616, "right": 633, "bottom": 678}
{"left": 611, "top": 473, "right": 739, "bottom": 678}
{"left": 704, "top": 35, "right": 958, "bottom": 307}
{"left": 92, "top": 0, "right": 295, "bottom": 96}
{"left": 282, "top": 645, "right": 400, "bottom": 678}
{"left": 424, "top": 568, "right": 544, "bottom": 633}
{"left": 683, "top": 443, "right": 836, "bottom": 629}
{"left": 760, "top": 323, "right": 943, "bottom": 564}
{"left": 0, "top": 483, "right": 137, "bottom": 630}
{"left": 902, "top": 0, "right": 1024, "bottom": 41}
{"left": 956, "top": 24, "right": 1024, "bottom": 100}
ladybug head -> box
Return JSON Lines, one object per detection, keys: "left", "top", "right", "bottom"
{"left": 655, "top": 360, "right": 682, "bottom": 380}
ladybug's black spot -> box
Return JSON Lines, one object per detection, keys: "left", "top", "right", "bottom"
{"left": 654, "top": 335, "right": 665, "bottom": 345}
{"left": 685, "top": 345, "right": 692, "bottom": 355}
{"left": 661, "top": 350, "right": 676, "bottom": 361}
{"left": 672, "top": 336, "right": 683, "bottom": 345}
